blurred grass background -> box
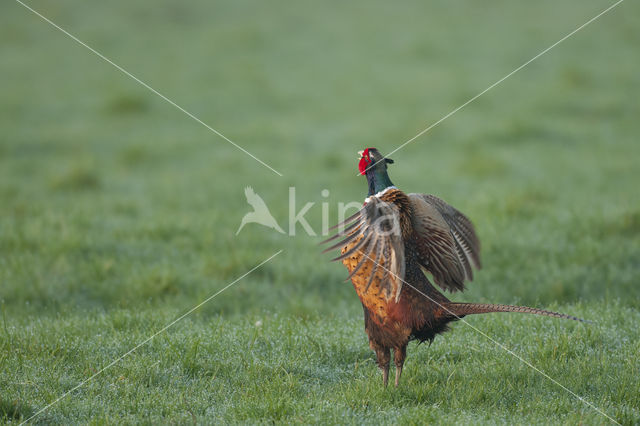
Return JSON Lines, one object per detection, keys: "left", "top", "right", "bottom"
{"left": 1, "top": 0, "right": 638, "bottom": 423}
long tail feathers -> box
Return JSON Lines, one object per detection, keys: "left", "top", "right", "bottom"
{"left": 447, "top": 303, "right": 590, "bottom": 323}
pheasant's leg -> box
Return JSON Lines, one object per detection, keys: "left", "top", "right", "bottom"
{"left": 382, "top": 364, "right": 389, "bottom": 387}
{"left": 370, "top": 341, "right": 391, "bottom": 387}
{"left": 393, "top": 344, "right": 407, "bottom": 387}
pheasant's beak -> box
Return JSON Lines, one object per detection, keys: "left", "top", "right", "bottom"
{"left": 357, "top": 150, "right": 364, "bottom": 158}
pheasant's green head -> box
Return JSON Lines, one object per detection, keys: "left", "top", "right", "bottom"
{"left": 358, "top": 148, "right": 395, "bottom": 196}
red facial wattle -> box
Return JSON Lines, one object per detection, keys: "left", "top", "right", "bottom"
{"left": 358, "top": 148, "right": 371, "bottom": 175}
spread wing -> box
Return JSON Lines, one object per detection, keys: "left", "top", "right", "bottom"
{"left": 321, "top": 197, "right": 405, "bottom": 302}
{"left": 245, "top": 186, "right": 268, "bottom": 211}
{"left": 408, "top": 193, "right": 481, "bottom": 292}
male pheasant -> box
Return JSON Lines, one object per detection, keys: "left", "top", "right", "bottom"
{"left": 322, "top": 148, "right": 585, "bottom": 387}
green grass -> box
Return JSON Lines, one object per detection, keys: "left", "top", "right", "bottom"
{"left": 1, "top": 0, "right": 639, "bottom": 424}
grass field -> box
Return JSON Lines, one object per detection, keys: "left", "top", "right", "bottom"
{"left": 1, "top": 0, "right": 639, "bottom": 424}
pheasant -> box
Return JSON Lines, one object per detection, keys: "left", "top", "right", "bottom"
{"left": 322, "top": 148, "right": 585, "bottom": 387}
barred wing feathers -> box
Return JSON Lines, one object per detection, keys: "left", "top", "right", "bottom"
{"left": 322, "top": 197, "right": 405, "bottom": 302}
{"left": 408, "top": 193, "right": 481, "bottom": 291}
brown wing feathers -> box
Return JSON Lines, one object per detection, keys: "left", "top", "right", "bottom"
{"left": 408, "top": 193, "right": 481, "bottom": 291}
{"left": 323, "top": 192, "right": 482, "bottom": 298}
{"left": 408, "top": 194, "right": 466, "bottom": 291}
{"left": 321, "top": 197, "right": 405, "bottom": 301}
{"left": 418, "top": 194, "right": 481, "bottom": 270}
